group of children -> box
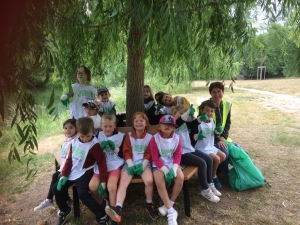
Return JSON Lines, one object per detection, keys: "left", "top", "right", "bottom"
{"left": 34, "top": 65, "right": 231, "bottom": 225}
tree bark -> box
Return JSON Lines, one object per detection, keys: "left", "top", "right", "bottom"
{"left": 126, "top": 14, "right": 146, "bottom": 125}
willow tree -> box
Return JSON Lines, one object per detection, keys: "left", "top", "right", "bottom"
{"left": 1, "top": 0, "right": 300, "bottom": 162}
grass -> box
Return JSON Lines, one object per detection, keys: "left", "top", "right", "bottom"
{"left": 0, "top": 78, "right": 300, "bottom": 224}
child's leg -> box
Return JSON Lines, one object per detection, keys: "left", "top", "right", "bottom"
{"left": 209, "top": 153, "right": 220, "bottom": 177}
{"left": 217, "top": 150, "right": 226, "bottom": 164}
{"left": 170, "top": 168, "right": 184, "bottom": 202}
{"left": 115, "top": 170, "right": 132, "bottom": 205}
{"left": 107, "top": 168, "right": 121, "bottom": 206}
{"left": 89, "top": 174, "right": 102, "bottom": 204}
{"left": 46, "top": 171, "right": 60, "bottom": 200}
{"left": 141, "top": 167, "right": 154, "bottom": 201}
{"left": 153, "top": 170, "right": 171, "bottom": 209}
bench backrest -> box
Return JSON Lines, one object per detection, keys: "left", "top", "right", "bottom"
{"left": 116, "top": 125, "right": 159, "bottom": 135}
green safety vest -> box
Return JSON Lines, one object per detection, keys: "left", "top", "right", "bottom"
{"left": 213, "top": 100, "right": 232, "bottom": 142}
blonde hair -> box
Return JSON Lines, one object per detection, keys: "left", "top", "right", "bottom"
{"left": 131, "top": 112, "right": 149, "bottom": 130}
{"left": 171, "top": 105, "right": 188, "bottom": 116}
{"left": 76, "top": 117, "right": 94, "bottom": 135}
{"left": 101, "top": 113, "right": 117, "bottom": 124}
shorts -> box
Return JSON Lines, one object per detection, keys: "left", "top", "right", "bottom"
{"left": 121, "top": 162, "right": 151, "bottom": 172}
{"left": 108, "top": 168, "right": 121, "bottom": 179}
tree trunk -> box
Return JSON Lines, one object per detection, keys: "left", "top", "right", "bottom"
{"left": 126, "top": 16, "right": 146, "bottom": 126}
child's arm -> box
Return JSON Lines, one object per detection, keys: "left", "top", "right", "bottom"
{"left": 149, "top": 136, "right": 165, "bottom": 169}
{"left": 61, "top": 144, "right": 73, "bottom": 177}
{"left": 122, "top": 134, "right": 133, "bottom": 162}
{"left": 90, "top": 143, "right": 108, "bottom": 183}
{"left": 172, "top": 138, "right": 182, "bottom": 166}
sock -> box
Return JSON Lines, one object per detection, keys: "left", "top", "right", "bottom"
{"left": 202, "top": 188, "right": 210, "bottom": 193}
{"left": 170, "top": 200, "right": 174, "bottom": 206}
{"left": 100, "top": 215, "right": 107, "bottom": 220}
{"left": 167, "top": 207, "right": 174, "bottom": 214}
{"left": 146, "top": 200, "right": 152, "bottom": 204}
{"left": 116, "top": 203, "right": 123, "bottom": 208}
{"left": 209, "top": 183, "right": 214, "bottom": 186}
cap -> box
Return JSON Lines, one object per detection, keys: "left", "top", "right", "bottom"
{"left": 82, "top": 100, "right": 101, "bottom": 110}
{"left": 97, "top": 87, "right": 109, "bottom": 94}
{"left": 159, "top": 115, "right": 177, "bottom": 127}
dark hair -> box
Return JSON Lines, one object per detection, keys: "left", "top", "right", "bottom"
{"left": 76, "top": 65, "right": 91, "bottom": 82}
{"left": 208, "top": 82, "right": 224, "bottom": 94}
{"left": 144, "top": 85, "right": 154, "bottom": 103}
{"left": 199, "top": 100, "right": 216, "bottom": 112}
{"left": 155, "top": 91, "right": 165, "bottom": 104}
{"left": 76, "top": 117, "right": 94, "bottom": 134}
{"left": 63, "top": 119, "right": 77, "bottom": 128}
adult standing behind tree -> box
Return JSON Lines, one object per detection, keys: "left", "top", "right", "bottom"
{"left": 60, "top": 66, "right": 97, "bottom": 119}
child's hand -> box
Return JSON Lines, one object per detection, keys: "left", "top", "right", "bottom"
{"left": 160, "top": 166, "right": 169, "bottom": 176}
{"left": 100, "top": 140, "right": 115, "bottom": 150}
{"left": 127, "top": 166, "right": 135, "bottom": 175}
{"left": 142, "top": 160, "right": 149, "bottom": 170}
{"left": 172, "top": 164, "right": 179, "bottom": 177}
{"left": 60, "top": 94, "right": 69, "bottom": 107}
{"left": 198, "top": 112, "right": 208, "bottom": 122}
{"left": 189, "top": 104, "right": 195, "bottom": 116}
{"left": 215, "top": 123, "right": 223, "bottom": 133}
{"left": 57, "top": 176, "right": 68, "bottom": 191}
{"left": 197, "top": 131, "right": 206, "bottom": 140}
{"left": 134, "top": 164, "right": 143, "bottom": 175}
{"left": 98, "top": 183, "right": 106, "bottom": 197}
{"left": 165, "top": 170, "right": 175, "bottom": 186}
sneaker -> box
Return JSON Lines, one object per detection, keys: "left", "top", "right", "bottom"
{"left": 213, "top": 176, "right": 222, "bottom": 188}
{"left": 105, "top": 205, "right": 122, "bottom": 222}
{"left": 167, "top": 209, "right": 178, "bottom": 225}
{"left": 158, "top": 205, "right": 167, "bottom": 216}
{"left": 55, "top": 207, "right": 72, "bottom": 225}
{"left": 100, "top": 198, "right": 109, "bottom": 209}
{"left": 95, "top": 215, "right": 109, "bottom": 225}
{"left": 201, "top": 189, "right": 220, "bottom": 203}
{"left": 145, "top": 202, "right": 159, "bottom": 219}
{"left": 34, "top": 199, "right": 54, "bottom": 211}
{"left": 209, "top": 184, "right": 222, "bottom": 197}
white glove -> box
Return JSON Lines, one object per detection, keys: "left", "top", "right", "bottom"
{"left": 160, "top": 166, "right": 169, "bottom": 176}
{"left": 60, "top": 94, "right": 68, "bottom": 100}
{"left": 181, "top": 108, "right": 190, "bottom": 121}
{"left": 126, "top": 159, "right": 134, "bottom": 167}
{"left": 172, "top": 164, "right": 179, "bottom": 177}
{"left": 114, "top": 145, "right": 119, "bottom": 154}
{"left": 142, "top": 160, "right": 149, "bottom": 170}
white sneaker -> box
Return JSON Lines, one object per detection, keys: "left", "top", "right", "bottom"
{"left": 201, "top": 189, "right": 220, "bottom": 203}
{"left": 209, "top": 184, "right": 222, "bottom": 197}
{"left": 34, "top": 199, "right": 54, "bottom": 211}
{"left": 158, "top": 205, "right": 167, "bottom": 216}
{"left": 167, "top": 209, "right": 178, "bottom": 225}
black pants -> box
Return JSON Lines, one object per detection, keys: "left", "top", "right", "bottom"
{"left": 52, "top": 171, "right": 105, "bottom": 218}
{"left": 180, "top": 151, "right": 213, "bottom": 190}
{"left": 47, "top": 171, "right": 60, "bottom": 200}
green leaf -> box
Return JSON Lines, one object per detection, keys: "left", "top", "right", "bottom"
{"left": 14, "top": 147, "right": 21, "bottom": 162}
{"left": 49, "top": 107, "right": 56, "bottom": 115}
{"left": 11, "top": 114, "right": 18, "bottom": 128}
{"left": 139, "top": 7, "right": 153, "bottom": 28}
{"left": 8, "top": 150, "right": 13, "bottom": 164}
{"left": 16, "top": 124, "right": 25, "bottom": 139}
{"left": 46, "top": 89, "right": 55, "bottom": 110}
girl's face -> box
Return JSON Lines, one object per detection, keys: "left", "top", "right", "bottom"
{"left": 162, "top": 94, "right": 173, "bottom": 106}
{"left": 84, "top": 107, "right": 98, "bottom": 116}
{"left": 100, "top": 119, "right": 116, "bottom": 137}
{"left": 64, "top": 123, "right": 76, "bottom": 138}
{"left": 201, "top": 105, "right": 215, "bottom": 119}
{"left": 159, "top": 123, "right": 175, "bottom": 138}
{"left": 210, "top": 87, "right": 224, "bottom": 102}
{"left": 173, "top": 110, "right": 185, "bottom": 120}
{"left": 76, "top": 67, "right": 87, "bottom": 84}
{"left": 133, "top": 114, "right": 146, "bottom": 132}
{"left": 144, "top": 88, "right": 151, "bottom": 99}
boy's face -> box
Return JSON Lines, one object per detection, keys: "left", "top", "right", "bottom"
{"left": 101, "top": 119, "right": 116, "bottom": 136}
{"left": 98, "top": 91, "right": 110, "bottom": 102}
{"left": 201, "top": 105, "right": 215, "bottom": 119}
{"left": 84, "top": 106, "right": 98, "bottom": 116}
{"left": 162, "top": 94, "right": 173, "bottom": 106}
{"left": 78, "top": 130, "right": 93, "bottom": 143}
{"left": 210, "top": 87, "right": 224, "bottom": 101}
{"left": 76, "top": 67, "right": 87, "bottom": 84}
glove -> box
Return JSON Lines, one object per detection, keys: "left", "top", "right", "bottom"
{"left": 97, "top": 182, "right": 106, "bottom": 197}
{"left": 100, "top": 141, "right": 115, "bottom": 150}
{"left": 189, "top": 104, "right": 195, "bottom": 116}
{"left": 215, "top": 123, "right": 223, "bottom": 133}
{"left": 197, "top": 131, "right": 206, "bottom": 140}
{"left": 172, "top": 164, "right": 179, "bottom": 178}
{"left": 156, "top": 104, "right": 163, "bottom": 112}
{"left": 160, "top": 166, "right": 169, "bottom": 176}
{"left": 57, "top": 176, "right": 68, "bottom": 191}
{"left": 134, "top": 163, "right": 143, "bottom": 175}
{"left": 126, "top": 159, "right": 135, "bottom": 175}
{"left": 142, "top": 160, "right": 149, "bottom": 170}
{"left": 198, "top": 112, "right": 208, "bottom": 122}
{"left": 60, "top": 94, "right": 69, "bottom": 107}
{"left": 181, "top": 108, "right": 190, "bottom": 121}
{"left": 165, "top": 169, "right": 175, "bottom": 186}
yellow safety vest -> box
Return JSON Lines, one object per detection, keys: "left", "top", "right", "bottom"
{"left": 213, "top": 100, "right": 232, "bottom": 142}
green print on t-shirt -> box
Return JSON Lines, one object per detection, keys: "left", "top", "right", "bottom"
{"left": 133, "top": 144, "right": 147, "bottom": 153}
{"left": 76, "top": 90, "right": 93, "bottom": 98}
{"left": 160, "top": 149, "right": 173, "bottom": 157}
{"left": 61, "top": 147, "right": 68, "bottom": 157}
{"left": 202, "top": 127, "right": 213, "bottom": 136}
{"left": 103, "top": 147, "right": 114, "bottom": 153}
{"left": 72, "top": 146, "right": 85, "bottom": 159}
{"left": 177, "top": 123, "right": 187, "bottom": 132}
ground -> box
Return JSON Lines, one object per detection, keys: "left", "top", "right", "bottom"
{"left": 1, "top": 79, "right": 300, "bottom": 225}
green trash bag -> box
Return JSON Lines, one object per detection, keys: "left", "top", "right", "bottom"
{"left": 227, "top": 142, "right": 265, "bottom": 191}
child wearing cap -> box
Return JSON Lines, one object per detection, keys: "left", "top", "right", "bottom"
{"left": 82, "top": 100, "right": 102, "bottom": 136}
{"left": 97, "top": 87, "right": 116, "bottom": 116}
{"left": 149, "top": 115, "right": 183, "bottom": 225}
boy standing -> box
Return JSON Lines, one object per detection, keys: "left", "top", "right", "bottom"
{"left": 97, "top": 87, "right": 116, "bottom": 115}
{"left": 52, "top": 117, "right": 108, "bottom": 225}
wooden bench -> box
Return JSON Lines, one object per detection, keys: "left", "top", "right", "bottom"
{"left": 54, "top": 125, "right": 198, "bottom": 218}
